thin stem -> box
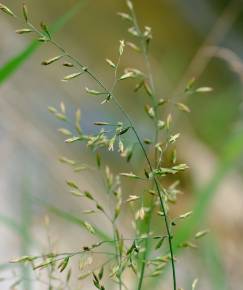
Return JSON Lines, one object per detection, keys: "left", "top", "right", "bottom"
{"left": 111, "top": 51, "right": 122, "bottom": 93}
{"left": 128, "top": 9, "right": 156, "bottom": 290}
{"left": 128, "top": 3, "right": 176, "bottom": 290}
{"left": 26, "top": 18, "right": 176, "bottom": 290}
{"left": 129, "top": 4, "right": 159, "bottom": 147}
{"left": 113, "top": 225, "right": 122, "bottom": 290}
{"left": 28, "top": 235, "right": 168, "bottom": 265}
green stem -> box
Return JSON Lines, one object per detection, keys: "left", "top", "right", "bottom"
{"left": 129, "top": 3, "right": 158, "bottom": 147}
{"left": 128, "top": 3, "right": 176, "bottom": 290}
{"left": 26, "top": 19, "right": 176, "bottom": 290}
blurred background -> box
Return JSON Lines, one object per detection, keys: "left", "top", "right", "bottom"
{"left": 0, "top": 0, "right": 243, "bottom": 289}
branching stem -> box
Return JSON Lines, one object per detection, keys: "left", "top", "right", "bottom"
{"left": 23, "top": 16, "right": 176, "bottom": 290}
{"left": 128, "top": 3, "right": 176, "bottom": 290}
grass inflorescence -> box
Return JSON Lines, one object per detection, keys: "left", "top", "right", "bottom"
{"left": 0, "top": 1, "right": 213, "bottom": 289}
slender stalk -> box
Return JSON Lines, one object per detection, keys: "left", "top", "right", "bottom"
{"left": 25, "top": 18, "right": 176, "bottom": 290}
{"left": 129, "top": 3, "right": 159, "bottom": 148}
{"left": 128, "top": 12, "right": 157, "bottom": 289}
{"left": 128, "top": 3, "right": 176, "bottom": 290}
{"left": 113, "top": 225, "right": 122, "bottom": 290}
